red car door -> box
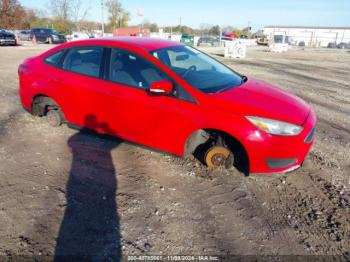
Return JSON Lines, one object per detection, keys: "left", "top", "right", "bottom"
{"left": 56, "top": 46, "right": 125, "bottom": 135}
{"left": 100, "top": 48, "right": 199, "bottom": 155}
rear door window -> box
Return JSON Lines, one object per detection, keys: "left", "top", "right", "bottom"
{"left": 62, "top": 47, "right": 103, "bottom": 78}
{"left": 44, "top": 50, "right": 64, "bottom": 66}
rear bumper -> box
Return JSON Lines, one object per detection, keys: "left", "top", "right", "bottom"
{"left": 52, "top": 39, "right": 66, "bottom": 44}
{"left": 246, "top": 109, "right": 317, "bottom": 174}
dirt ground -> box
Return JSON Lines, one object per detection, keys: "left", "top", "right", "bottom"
{"left": 0, "top": 43, "right": 349, "bottom": 261}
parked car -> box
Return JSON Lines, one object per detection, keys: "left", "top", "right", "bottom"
{"left": 66, "top": 32, "right": 95, "bottom": 42}
{"left": 18, "top": 38, "right": 316, "bottom": 174}
{"left": 180, "top": 34, "right": 194, "bottom": 47}
{"left": 223, "top": 33, "right": 236, "bottom": 39}
{"left": 197, "top": 36, "right": 219, "bottom": 47}
{"left": 257, "top": 37, "right": 269, "bottom": 46}
{"left": 30, "top": 28, "right": 66, "bottom": 44}
{"left": 220, "top": 36, "right": 236, "bottom": 47}
{"left": 0, "top": 29, "right": 16, "bottom": 46}
{"left": 337, "top": 42, "right": 350, "bottom": 49}
{"left": 327, "top": 42, "right": 337, "bottom": 48}
{"left": 239, "top": 35, "right": 249, "bottom": 39}
{"left": 19, "top": 30, "right": 31, "bottom": 41}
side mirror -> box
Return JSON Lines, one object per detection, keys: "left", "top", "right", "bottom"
{"left": 149, "top": 80, "right": 173, "bottom": 95}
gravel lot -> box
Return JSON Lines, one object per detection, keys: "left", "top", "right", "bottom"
{"left": 0, "top": 44, "right": 349, "bottom": 260}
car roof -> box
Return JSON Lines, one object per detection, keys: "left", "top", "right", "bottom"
{"left": 68, "top": 37, "right": 183, "bottom": 51}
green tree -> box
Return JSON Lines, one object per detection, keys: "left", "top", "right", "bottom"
{"left": 142, "top": 20, "right": 159, "bottom": 33}
{"left": 106, "top": 0, "right": 130, "bottom": 32}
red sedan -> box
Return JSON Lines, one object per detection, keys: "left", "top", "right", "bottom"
{"left": 18, "top": 38, "right": 316, "bottom": 174}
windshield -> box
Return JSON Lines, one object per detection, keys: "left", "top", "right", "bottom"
{"left": 151, "top": 46, "right": 244, "bottom": 93}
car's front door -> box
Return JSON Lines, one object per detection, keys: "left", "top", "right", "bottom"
{"left": 101, "top": 47, "right": 198, "bottom": 155}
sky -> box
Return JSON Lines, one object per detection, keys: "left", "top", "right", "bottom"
{"left": 20, "top": 0, "right": 350, "bottom": 30}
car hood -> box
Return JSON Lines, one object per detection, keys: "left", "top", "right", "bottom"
{"left": 0, "top": 31, "right": 14, "bottom": 37}
{"left": 210, "top": 78, "right": 310, "bottom": 125}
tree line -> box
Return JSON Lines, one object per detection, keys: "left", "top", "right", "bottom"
{"left": 0, "top": 0, "right": 130, "bottom": 34}
{"left": 0, "top": 0, "right": 253, "bottom": 37}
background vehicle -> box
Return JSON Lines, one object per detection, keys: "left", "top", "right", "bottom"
{"left": 30, "top": 28, "right": 66, "bottom": 44}
{"left": 18, "top": 30, "right": 31, "bottom": 41}
{"left": 220, "top": 36, "right": 236, "bottom": 47}
{"left": 239, "top": 35, "right": 249, "bottom": 39}
{"left": 180, "top": 34, "right": 194, "bottom": 46}
{"left": 0, "top": 29, "right": 16, "bottom": 46}
{"left": 257, "top": 37, "right": 269, "bottom": 46}
{"left": 327, "top": 42, "right": 337, "bottom": 48}
{"left": 18, "top": 38, "right": 316, "bottom": 174}
{"left": 66, "top": 32, "right": 95, "bottom": 42}
{"left": 197, "top": 36, "right": 219, "bottom": 47}
{"left": 337, "top": 42, "right": 350, "bottom": 49}
{"left": 223, "top": 33, "right": 236, "bottom": 39}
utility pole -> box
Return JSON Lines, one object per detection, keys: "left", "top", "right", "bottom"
{"left": 101, "top": 0, "right": 105, "bottom": 37}
{"left": 219, "top": 27, "right": 222, "bottom": 46}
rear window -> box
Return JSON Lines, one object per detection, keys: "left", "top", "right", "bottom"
{"left": 32, "top": 29, "right": 53, "bottom": 34}
{"left": 44, "top": 50, "right": 64, "bottom": 66}
{"left": 62, "top": 47, "right": 103, "bottom": 78}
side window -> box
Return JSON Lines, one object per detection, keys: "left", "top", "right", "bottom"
{"left": 63, "top": 47, "right": 103, "bottom": 78}
{"left": 109, "top": 48, "right": 166, "bottom": 90}
{"left": 44, "top": 51, "right": 64, "bottom": 66}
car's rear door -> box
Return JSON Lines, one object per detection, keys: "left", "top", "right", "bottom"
{"left": 54, "top": 46, "right": 125, "bottom": 135}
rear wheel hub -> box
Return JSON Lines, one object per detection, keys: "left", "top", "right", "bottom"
{"left": 46, "top": 110, "right": 62, "bottom": 127}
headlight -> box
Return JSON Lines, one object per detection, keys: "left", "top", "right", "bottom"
{"left": 246, "top": 116, "right": 303, "bottom": 136}
{"left": 52, "top": 35, "right": 59, "bottom": 39}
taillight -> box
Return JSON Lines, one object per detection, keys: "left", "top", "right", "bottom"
{"left": 18, "top": 64, "right": 29, "bottom": 76}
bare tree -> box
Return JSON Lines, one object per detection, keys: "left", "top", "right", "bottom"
{"left": 199, "top": 23, "right": 212, "bottom": 36}
{"left": 221, "top": 25, "right": 235, "bottom": 34}
{"left": 79, "top": 20, "right": 100, "bottom": 36}
{"left": 71, "top": 0, "right": 90, "bottom": 32}
{"left": 46, "top": 0, "right": 90, "bottom": 33}
{"left": 49, "top": 0, "right": 70, "bottom": 22}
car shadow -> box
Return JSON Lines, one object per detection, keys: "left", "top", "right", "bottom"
{"left": 54, "top": 114, "right": 121, "bottom": 261}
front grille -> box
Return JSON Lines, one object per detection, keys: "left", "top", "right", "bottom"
{"left": 305, "top": 128, "right": 315, "bottom": 143}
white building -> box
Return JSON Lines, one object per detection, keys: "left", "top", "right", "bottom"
{"left": 263, "top": 26, "right": 350, "bottom": 47}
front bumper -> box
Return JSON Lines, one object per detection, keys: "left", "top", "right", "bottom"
{"left": 0, "top": 38, "right": 16, "bottom": 45}
{"left": 245, "top": 109, "right": 317, "bottom": 174}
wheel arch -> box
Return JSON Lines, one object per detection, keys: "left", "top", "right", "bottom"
{"left": 31, "top": 94, "right": 65, "bottom": 119}
{"left": 184, "top": 128, "right": 250, "bottom": 174}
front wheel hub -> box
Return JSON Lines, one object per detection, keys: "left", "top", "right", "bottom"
{"left": 205, "top": 146, "right": 232, "bottom": 168}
